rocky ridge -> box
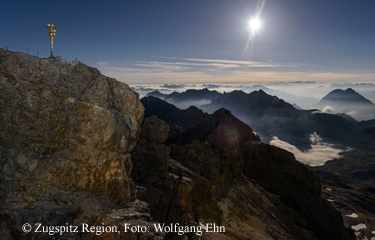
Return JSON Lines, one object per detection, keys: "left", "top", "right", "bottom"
{"left": 148, "top": 88, "right": 365, "bottom": 148}
{"left": 0, "top": 49, "right": 162, "bottom": 240}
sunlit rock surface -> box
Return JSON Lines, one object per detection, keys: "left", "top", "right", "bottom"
{"left": 0, "top": 49, "right": 147, "bottom": 239}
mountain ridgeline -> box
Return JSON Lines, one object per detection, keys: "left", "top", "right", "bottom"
{"left": 321, "top": 88, "right": 373, "bottom": 105}
{"left": 0, "top": 49, "right": 355, "bottom": 240}
{"left": 148, "top": 88, "right": 373, "bottom": 148}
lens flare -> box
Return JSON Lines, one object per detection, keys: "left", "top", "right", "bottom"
{"left": 244, "top": 0, "right": 267, "bottom": 54}
{"left": 248, "top": 17, "right": 262, "bottom": 35}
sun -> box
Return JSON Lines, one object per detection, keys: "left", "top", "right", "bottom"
{"left": 248, "top": 17, "right": 262, "bottom": 35}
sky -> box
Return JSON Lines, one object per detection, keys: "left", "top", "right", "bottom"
{"left": 2, "top": 0, "right": 375, "bottom": 84}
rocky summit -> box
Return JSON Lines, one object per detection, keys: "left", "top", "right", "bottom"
{"left": 0, "top": 49, "right": 355, "bottom": 240}
{"left": 0, "top": 49, "right": 156, "bottom": 240}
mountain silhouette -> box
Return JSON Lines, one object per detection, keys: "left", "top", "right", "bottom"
{"left": 319, "top": 88, "right": 375, "bottom": 120}
{"left": 321, "top": 88, "right": 373, "bottom": 105}
{"left": 148, "top": 88, "right": 364, "bottom": 148}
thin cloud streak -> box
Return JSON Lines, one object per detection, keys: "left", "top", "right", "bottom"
{"left": 97, "top": 58, "right": 375, "bottom": 84}
{"left": 180, "top": 58, "right": 282, "bottom": 68}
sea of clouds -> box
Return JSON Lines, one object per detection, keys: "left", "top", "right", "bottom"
{"left": 270, "top": 132, "right": 349, "bottom": 167}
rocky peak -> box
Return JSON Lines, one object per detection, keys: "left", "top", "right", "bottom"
{"left": 209, "top": 108, "right": 260, "bottom": 147}
{"left": 1, "top": 49, "right": 146, "bottom": 239}
{"left": 345, "top": 88, "right": 356, "bottom": 94}
{"left": 142, "top": 96, "right": 260, "bottom": 146}
{"left": 321, "top": 88, "right": 373, "bottom": 105}
{"left": 142, "top": 96, "right": 208, "bottom": 131}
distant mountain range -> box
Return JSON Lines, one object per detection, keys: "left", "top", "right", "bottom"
{"left": 319, "top": 88, "right": 375, "bottom": 120}
{"left": 148, "top": 85, "right": 318, "bottom": 109}
{"left": 147, "top": 88, "right": 221, "bottom": 109}
{"left": 148, "top": 88, "right": 372, "bottom": 148}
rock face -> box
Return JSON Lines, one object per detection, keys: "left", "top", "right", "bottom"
{"left": 135, "top": 96, "right": 355, "bottom": 240}
{"left": 0, "top": 49, "right": 148, "bottom": 239}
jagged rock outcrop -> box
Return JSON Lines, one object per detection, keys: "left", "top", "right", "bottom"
{"left": 0, "top": 49, "right": 150, "bottom": 239}
{"left": 136, "top": 96, "right": 355, "bottom": 240}
{"left": 0, "top": 49, "right": 144, "bottom": 201}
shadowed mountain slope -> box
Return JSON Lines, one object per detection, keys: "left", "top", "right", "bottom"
{"left": 139, "top": 96, "right": 354, "bottom": 240}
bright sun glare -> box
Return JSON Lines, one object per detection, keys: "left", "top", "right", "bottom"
{"left": 248, "top": 17, "right": 262, "bottom": 34}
